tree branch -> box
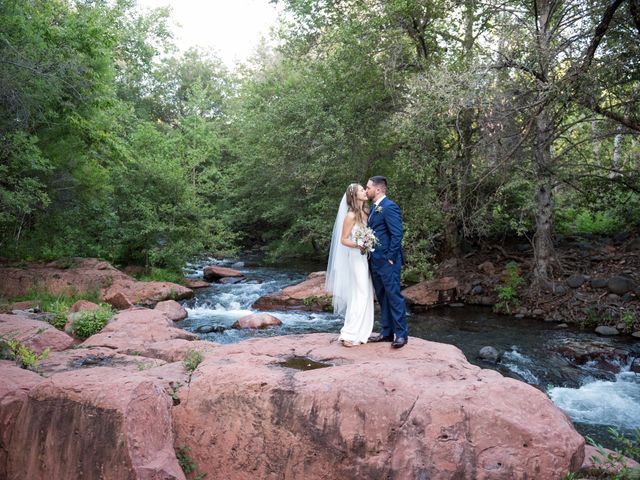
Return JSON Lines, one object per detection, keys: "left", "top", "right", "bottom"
{"left": 578, "top": 0, "right": 626, "bottom": 73}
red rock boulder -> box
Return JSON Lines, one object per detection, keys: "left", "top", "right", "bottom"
{"left": 0, "top": 313, "right": 76, "bottom": 353}
{"left": 82, "top": 308, "right": 198, "bottom": 360}
{"left": 5, "top": 367, "right": 185, "bottom": 480}
{"left": 402, "top": 276, "right": 459, "bottom": 307}
{"left": 203, "top": 265, "right": 243, "bottom": 281}
{"left": 184, "top": 278, "right": 210, "bottom": 289}
{"left": 154, "top": 300, "right": 188, "bottom": 322}
{"left": 232, "top": 313, "right": 282, "bottom": 329}
{"left": 253, "top": 273, "right": 332, "bottom": 311}
{"left": 0, "top": 361, "right": 44, "bottom": 479}
{"left": 172, "top": 333, "right": 584, "bottom": 480}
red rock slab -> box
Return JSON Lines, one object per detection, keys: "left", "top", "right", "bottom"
{"left": 0, "top": 361, "right": 44, "bottom": 479}
{"left": 101, "top": 279, "right": 193, "bottom": 307}
{"left": 5, "top": 367, "right": 185, "bottom": 480}
{"left": 0, "top": 258, "right": 131, "bottom": 298}
{"left": 184, "top": 278, "right": 210, "bottom": 289}
{"left": 402, "top": 276, "right": 459, "bottom": 307}
{"left": 252, "top": 273, "right": 332, "bottom": 311}
{"left": 173, "top": 333, "right": 584, "bottom": 480}
{"left": 82, "top": 308, "right": 198, "bottom": 358}
{"left": 154, "top": 300, "right": 188, "bottom": 322}
{"left": 203, "top": 265, "right": 244, "bottom": 281}
{"left": 69, "top": 300, "right": 100, "bottom": 313}
{"left": 232, "top": 313, "right": 282, "bottom": 329}
{"left": 0, "top": 313, "right": 76, "bottom": 353}
{"left": 37, "top": 347, "right": 167, "bottom": 377}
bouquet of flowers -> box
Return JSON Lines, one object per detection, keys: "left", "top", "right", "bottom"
{"left": 353, "top": 227, "right": 379, "bottom": 255}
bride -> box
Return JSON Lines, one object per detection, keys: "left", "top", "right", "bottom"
{"left": 325, "top": 183, "right": 374, "bottom": 347}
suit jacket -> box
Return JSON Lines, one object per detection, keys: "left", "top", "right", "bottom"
{"left": 368, "top": 197, "right": 404, "bottom": 266}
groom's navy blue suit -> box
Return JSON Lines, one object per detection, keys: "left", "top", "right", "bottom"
{"left": 368, "top": 197, "right": 408, "bottom": 340}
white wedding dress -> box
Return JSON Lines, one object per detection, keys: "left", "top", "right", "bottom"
{"left": 325, "top": 195, "right": 375, "bottom": 345}
{"left": 337, "top": 225, "right": 374, "bottom": 344}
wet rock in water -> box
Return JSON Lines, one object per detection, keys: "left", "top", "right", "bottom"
{"left": 515, "top": 313, "right": 525, "bottom": 319}
{"left": 631, "top": 359, "right": 640, "bottom": 374}
{"left": 632, "top": 331, "right": 640, "bottom": 339}
{"left": 590, "top": 278, "right": 608, "bottom": 289}
{"left": 595, "top": 325, "right": 619, "bottom": 336}
{"left": 232, "top": 313, "right": 282, "bottom": 330}
{"left": 203, "top": 265, "right": 243, "bottom": 281}
{"left": 556, "top": 340, "right": 629, "bottom": 372}
{"left": 607, "top": 276, "right": 635, "bottom": 295}
{"left": 450, "top": 303, "right": 465, "bottom": 307}
{"left": 532, "top": 309, "right": 544, "bottom": 316}
{"left": 195, "top": 325, "right": 225, "bottom": 334}
{"left": 566, "top": 274, "right": 586, "bottom": 289}
{"left": 471, "top": 285, "right": 484, "bottom": 295}
{"left": 253, "top": 273, "right": 331, "bottom": 312}
{"left": 555, "top": 323, "right": 569, "bottom": 329}
{"left": 184, "top": 279, "right": 210, "bottom": 289}
{"left": 172, "top": 334, "right": 584, "bottom": 480}
{"left": 231, "top": 261, "right": 245, "bottom": 268}
{"left": 478, "top": 346, "right": 500, "bottom": 363}
{"left": 219, "top": 277, "right": 243, "bottom": 285}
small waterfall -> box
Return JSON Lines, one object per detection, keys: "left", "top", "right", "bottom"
{"left": 548, "top": 359, "right": 640, "bottom": 432}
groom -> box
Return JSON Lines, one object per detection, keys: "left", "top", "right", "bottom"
{"left": 366, "top": 176, "right": 408, "bottom": 348}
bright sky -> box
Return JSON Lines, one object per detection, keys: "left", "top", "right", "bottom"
{"left": 135, "top": 0, "right": 283, "bottom": 68}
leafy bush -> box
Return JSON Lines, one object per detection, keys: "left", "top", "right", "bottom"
{"left": 494, "top": 262, "right": 525, "bottom": 314}
{"left": 585, "top": 428, "right": 640, "bottom": 479}
{"left": 71, "top": 305, "right": 113, "bottom": 340}
{"left": 0, "top": 335, "right": 50, "bottom": 369}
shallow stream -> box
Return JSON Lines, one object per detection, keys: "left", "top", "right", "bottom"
{"left": 178, "top": 257, "right": 640, "bottom": 449}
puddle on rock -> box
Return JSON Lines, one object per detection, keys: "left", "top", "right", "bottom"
{"left": 278, "top": 356, "right": 331, "bottom": 371}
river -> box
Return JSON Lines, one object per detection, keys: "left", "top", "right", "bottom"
{"left": 177, "top": 257, "right": 640, "bottom": 450}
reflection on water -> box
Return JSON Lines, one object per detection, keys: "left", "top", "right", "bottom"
{"left": 179, "top": 257, "right": 640, "bottom": 449}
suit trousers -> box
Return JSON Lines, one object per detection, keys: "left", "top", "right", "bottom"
{"left": 370, "top": 259, "right": 408, "bottom": 339}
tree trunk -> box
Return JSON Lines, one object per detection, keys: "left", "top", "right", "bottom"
{"left": 530, "top": 0, "right": 559, "bottom": 287}
{"left": 591, "top": 120, "right": 600, "bottom": 166}
{"left": 533, "top": 104, "right": 557, "bottom": 285}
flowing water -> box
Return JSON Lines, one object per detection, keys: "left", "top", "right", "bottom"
{"left": 178, "top": 257, "right": 640, "bottom": 449}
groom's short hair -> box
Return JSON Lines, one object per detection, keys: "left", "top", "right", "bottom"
{"left": 369, "top": 176, "right": 387, "bottom": 192}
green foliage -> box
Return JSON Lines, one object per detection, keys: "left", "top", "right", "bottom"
{"left": 0, "top": 335, "right": 50, "bottom": 370}
{"left": 135, "top": 268, "right": 185, "bottom": 284}
{"left": 586, "top": 428, "right": 640, "bottom": 479}
{"left": 71, "top": 305, "right": 114, "bottom": 340}
{"left": 556, "top": 208, "right": 626, "bottom": 236}
{"left": 494, "top": 262, "right": 525, "bottom": 314}
{"left": 183, "top": 349, "right": 203, "bottom": 373}
{"left": 176, "top": 444, "right": 207, "bottom": 479}
{"left": 622, "top": 311, "right": 637, "bottom": 333}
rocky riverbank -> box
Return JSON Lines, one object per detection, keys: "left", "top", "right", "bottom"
{"left": 0, "top": 258, "right": 638, "bottom": 479}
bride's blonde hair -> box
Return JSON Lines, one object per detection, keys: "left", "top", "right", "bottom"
{"left": 345, "top": 183, "right": 368, "bottom": 226}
